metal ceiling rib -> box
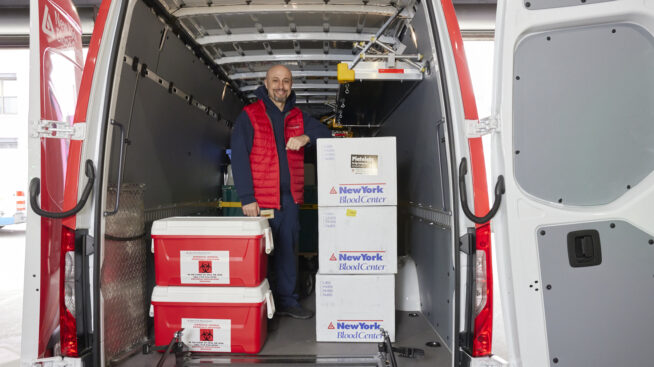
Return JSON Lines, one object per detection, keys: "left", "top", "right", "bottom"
{"left": 157, "top": 0, "right": 417, "bottom": 108}
{"left": 196, "top": 33, "right": 398, "bottom": 46}
{"left": 215, "top": 52, "right": 352, "bottom": 65}
{"left": 168, "top": 3, "right": 408, "bottom": 18}
{"left": 229, "top": 70, "right": 337, "bottom": 80}
{"left": 240, "top": 83, "right": 338, "bottom": 92}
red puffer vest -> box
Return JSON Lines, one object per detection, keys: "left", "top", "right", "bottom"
{"left": 243, "top": 99, "right": 305, "bottom": 209}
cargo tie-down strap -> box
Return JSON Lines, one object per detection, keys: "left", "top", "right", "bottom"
{"left": 219, "top": 200, "right": 317, "bottom": 210}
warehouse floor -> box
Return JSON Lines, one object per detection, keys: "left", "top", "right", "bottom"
{"left": 117, "top": 294, "right": 451, "bottom": 366}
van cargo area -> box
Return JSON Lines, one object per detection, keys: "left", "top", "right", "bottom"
{"left": 97, "top": 0, "right": 479, "bottom": 365}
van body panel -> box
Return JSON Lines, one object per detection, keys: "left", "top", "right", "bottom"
{"left": 440, "top": 0, "right": 494, "bottom": 358}
{"left": 27, "top": 0, "right": 496, "bottom": 364}
{"left": 25, "top": 0, "right": 84, "bottom": 359}
{"left": 492, "top": 0, "right": 654, "bottom": 365}
{"left": 24, "top": 1, "right": 43, "bottom": 361}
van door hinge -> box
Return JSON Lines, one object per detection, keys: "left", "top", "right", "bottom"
{"left": 466, "top": 116, "right": 499, "bottom": 138}
{"left": 33, "top": 120, "right": 86, "bottom": 140}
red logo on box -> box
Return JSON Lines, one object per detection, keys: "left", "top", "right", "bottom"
{"left": 330, "top": 187, "right": 337, "bottom": 195}
{"left": 200, "top": 329, "right": 213, "bottom": 341}
{"left": 328, "top": 322, "right": 335, "bottom": 330}
{"left": 330, "top": 253, "right": 337, "bottom": 261}
{"left": 199, "top": 261, "right": 212, "bottom": 273}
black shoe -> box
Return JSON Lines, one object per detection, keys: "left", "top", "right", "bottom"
{"left": 277, "top": 306, "right": 314, "bottom": 319}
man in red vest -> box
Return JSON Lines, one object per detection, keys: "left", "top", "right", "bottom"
{"left": 231, "top": 65, "right": 331, "bottom": 319}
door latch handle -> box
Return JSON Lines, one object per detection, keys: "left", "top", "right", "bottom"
{"left": 29, "top": 159, "right": 95, "bottom": 219}
{"left": 567, "top": 230, "right": 602, "bottom": 267}
{"left": 104, "top": 120, "right": 127, "bottom": 216}
{"left": 458, "top": 157, "right": 505, "bottom": 225}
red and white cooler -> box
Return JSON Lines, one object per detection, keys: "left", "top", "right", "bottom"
{"left": 150, "top": 279, "right": 276, "bottom": 353}
{"left": 151, "top": 217, "right": 274, "bottom": 287}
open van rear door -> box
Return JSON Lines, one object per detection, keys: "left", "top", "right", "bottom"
{"left": 492, "top": 1, "right": 654, "bottom": 366}
{"left": 23, "top": 0, "right": 88, "bottom": 362}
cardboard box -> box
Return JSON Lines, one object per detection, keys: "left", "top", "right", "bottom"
{"left": 317, "top": 137, "right": 397, "bottom": 207}
{"left": 316, "top": 274, "right": 395, "bottom": 342}
{"left": 318, "top": 206, "right": 397, "bottom": 274}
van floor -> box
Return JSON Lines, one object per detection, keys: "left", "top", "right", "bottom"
{"left": 116, "top": 294, "right": 451, "bottom": 366}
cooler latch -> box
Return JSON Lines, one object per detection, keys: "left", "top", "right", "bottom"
{"left": 265, "top": 290, "right": 276, "bottom": 319}
{"left": 264, "top": 227, "right": 274, "bottom": 254}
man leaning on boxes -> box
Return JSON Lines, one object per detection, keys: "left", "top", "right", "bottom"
{"left": 230, "top": 65, "right": 331, "bottom": 319}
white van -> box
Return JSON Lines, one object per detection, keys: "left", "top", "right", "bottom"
{"left": 22, "top": 0, "right": 654, "bottom": 366}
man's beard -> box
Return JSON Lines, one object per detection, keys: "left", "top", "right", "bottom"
{"left": 270, "top": 90, "right": 288, "bottom": 103}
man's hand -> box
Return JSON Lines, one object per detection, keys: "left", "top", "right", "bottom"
{"left": 242, "top": 202, "right": 260, "bottom": 217}
{"left": 286, "top": 135, "right": 310, "bottom": 151}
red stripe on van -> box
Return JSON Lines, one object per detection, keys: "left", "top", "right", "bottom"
{"left": 441, "top": 0, "right": 493, "bottom": 357}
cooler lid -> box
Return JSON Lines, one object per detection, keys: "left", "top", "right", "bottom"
{"left": 151, "top": 216, "right": 270, "bottom": 236}
{"left": 151, "top": 279, "right": 271, "bottom": 304}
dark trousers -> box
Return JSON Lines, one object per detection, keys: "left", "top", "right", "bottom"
{"left": 265, "top": 193, "right": 300, "bottom": 309}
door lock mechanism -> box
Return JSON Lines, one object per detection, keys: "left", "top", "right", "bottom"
{"left": 567, "top": 230, "right": 602, "bottom": 267}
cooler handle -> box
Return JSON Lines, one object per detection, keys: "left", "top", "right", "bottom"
{"left": 264, "top": 227, "right": 274, "bottom": 254}
{"left": 265, "top": 290, "right": 276, "bottom": 319}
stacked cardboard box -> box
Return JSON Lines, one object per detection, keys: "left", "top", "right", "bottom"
{"left": 316, "top": 137, "right": 397, "bottom": 342}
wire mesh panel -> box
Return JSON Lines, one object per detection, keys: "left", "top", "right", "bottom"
{"left": 102, "top": 184, "right": 149, "bottom": 362}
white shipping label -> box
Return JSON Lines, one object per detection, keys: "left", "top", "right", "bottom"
{"left": 181, "top": 318, "right": 231, "bottom": 352}
{"left": 180, "top": 251, "right": 230, "bottom": 284}
{"left": 350, "top": 154, "right": 379, "bottom": 175}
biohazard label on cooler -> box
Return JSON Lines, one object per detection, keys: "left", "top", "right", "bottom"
{"left": 180, "top": 251, "right": 230, "bottom": 284}
{"left": 181, "top": 318, "right": 231, "bottom": 352}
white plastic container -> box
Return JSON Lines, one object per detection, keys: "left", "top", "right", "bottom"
{"left": 316, "top": 274, "right": 395, "bottom": 342}
{"left": 150, "top": 280, "right": 275, "bottom": 353}
{"left": 317, "top": 137, "right": 397, "bottom": 207}
{"left": 318, "top": 206, "right": 397, "bottom": 274}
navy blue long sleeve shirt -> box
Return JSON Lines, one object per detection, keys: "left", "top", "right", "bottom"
{"left": 230, "top": 86, "right": 332, "bottom": 206}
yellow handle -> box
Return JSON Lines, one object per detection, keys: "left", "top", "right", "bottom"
{"left": 219, "top": 201, "right": 242, "bottom": 208}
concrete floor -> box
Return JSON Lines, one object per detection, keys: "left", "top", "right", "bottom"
{"left": 0, "top": 224, "right": 25, "bottom": 367}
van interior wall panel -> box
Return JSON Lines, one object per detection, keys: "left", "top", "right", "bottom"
{"left": 117, "top": 75, "right": 227, "bottom": 208}
{"left": 536, "top": 220, "right": 654, "bottom": 366}
{"left": 102, "top": 185, "right": 148, "bottom": 361}
{"left": 156, "top": 30, "right": 225, "bottom": 114}
{"left": 377, "top": 0, "right": 449, "bottom": 212}
{"left": 374, "top": 0, "right": 453, "bottom": 349}
{"left": 409, "top": 220, "right": 454, "bottom": 351}
{"left": 109, "top": 0, "right": 242, "bottom": 210}
{"left": 513, "top": 23, "right": 654, "bottom": 206}
{"left": 379, "top": 86, "right": 448, "bottom": 209}
{"left": 337, "top": 81, "right": 420, "bottom": 125}
{"left": 124, "top": 1, "right": 165, "bottom": 68}
{"left": 110, "top": 68, "right": 138, "bottom": 132}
